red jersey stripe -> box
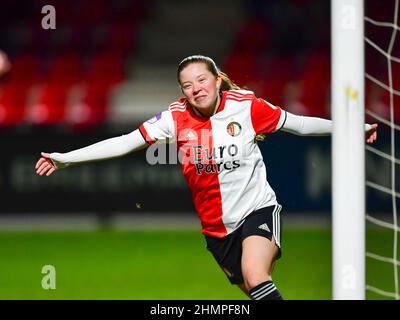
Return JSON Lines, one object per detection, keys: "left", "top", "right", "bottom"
{"left": 169, "top": 101, "right": 187, "bottom": 108}
{"left": 226, "top": 91, "right": 254, "bottom": 99}
{"left": 139, "top": 124, "right": 156, "bottom": 145}
{"left": 169, "top": 104, "right": 186, "bottom": 109}
{"left": 226, "top": 97, "right": 253, "bottom": 103}
{"left": 172, "top": 109, "right": 227, "bottom": 237}
{"left": 169, "top": 108, "right": 186, "bottom": 112}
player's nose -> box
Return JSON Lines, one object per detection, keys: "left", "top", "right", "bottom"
{"left": 192, "top": 83, "right": 202, "bottom": 94}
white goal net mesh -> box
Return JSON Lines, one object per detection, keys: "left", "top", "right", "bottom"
{"left": 365, "top": 0, "right": 400, "bottom": 300}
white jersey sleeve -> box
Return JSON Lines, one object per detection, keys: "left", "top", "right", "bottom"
{"left": 139, "top": 110, "right": 175, "bottom": 144}
{"left": 49, "top": 129, "right": 147, "bottom": 168}
{"left": 279, "top": 111, "right": 372, "bottom": 135}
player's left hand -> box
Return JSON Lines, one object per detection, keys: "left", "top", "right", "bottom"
{"left": 35, "top": 152, "right": 58, "bottom": 176}
{"left": 366, "top": 123, "right": 378, "bottom": 144}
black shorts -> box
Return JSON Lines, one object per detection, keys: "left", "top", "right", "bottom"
{"left": 205, "top": 204, "right": 282, "bottom": 285}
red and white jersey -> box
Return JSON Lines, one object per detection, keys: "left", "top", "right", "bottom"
{"left": 139, "top": 90, "right": 285, "bottom": 238}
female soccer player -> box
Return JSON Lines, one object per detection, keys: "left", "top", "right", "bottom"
{"left": 35, "top": 55, "right": 378, "bottom": 300}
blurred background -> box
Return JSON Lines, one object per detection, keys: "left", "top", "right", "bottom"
{"left": 0, "top": 0, "right": 397, "bottom": 300}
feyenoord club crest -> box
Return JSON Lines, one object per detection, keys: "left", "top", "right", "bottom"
{"left": 227, "top": 121, "right": 242, "bottom": 137}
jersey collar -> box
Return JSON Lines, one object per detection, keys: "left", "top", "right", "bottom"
{"left": 189, "top": 91, "right": 227, "bottom": 119}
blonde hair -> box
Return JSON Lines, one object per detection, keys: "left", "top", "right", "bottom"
{"left": 177, "top": 55, "right": 266, "bottom": 142}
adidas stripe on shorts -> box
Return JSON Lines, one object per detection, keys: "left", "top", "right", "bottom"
{"left": 205, "top": 204, "right": 283, "bottom": 285}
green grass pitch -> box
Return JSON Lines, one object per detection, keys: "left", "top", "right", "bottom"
{"left": 0, "top": 227, "right": 396, "bottom": 299}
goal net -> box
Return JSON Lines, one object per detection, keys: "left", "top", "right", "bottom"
{"left": 364, "top": 0, "right": 400, "bottom": 300}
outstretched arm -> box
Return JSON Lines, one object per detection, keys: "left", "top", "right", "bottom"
{"left": 280, "top": 111, "right": 378, "bottom": 143}
{"left": 35, "top": 129, "right": 148, "bottom": 176}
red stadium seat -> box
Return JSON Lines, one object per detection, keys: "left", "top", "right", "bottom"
{"left": 259, "top": 56, "right": 296, "bottom": 105}
{"left": 24, "top": 54, "right": 82, "bottom": 126}
{"left": 297, "top": 78, "right": 330, "bottom": 118}
{"left": 0, "top": 83, "right": 29, "bottom": 126}
{"left": 303, "top": 53, "right": 330, "bottom": 75}
{"left": 0, "top": 55, "right": 41, "bottom": 126}
{"left": 66, "top": 81, "right": 111, "bottom": 129}
{"left": 260, "top": 79, "right": 288, "bottom": 106}
{"left": 365, "top": 82, "right": 390, "bottom": 123}
{"left": 8, "top": 55, "right": 41, "bottom": 86}
{"left": 46, "top": 54, "right": 82, "bottom": 85}
{"left": 86, "top": 52, "right": 125, "bottom": 88}
{"left": 379, "top": 89, "right": 400, "bottom": 122}
{"left": 27, "top": 82, "right": 73, "bottom": 125}
{"left": 64, "top": 52, "right": 126, "bottom": 129}
{"left": 295, "top": 53, "right": 330, "bottom": 117}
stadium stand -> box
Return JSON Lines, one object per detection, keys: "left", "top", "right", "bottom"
{"left": 0, "top": 0, "right": 391, "bottom": 129}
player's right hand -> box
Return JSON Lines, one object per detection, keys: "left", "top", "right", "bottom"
{"left": 35, "top": 152, "right": 58, "bottom": 176}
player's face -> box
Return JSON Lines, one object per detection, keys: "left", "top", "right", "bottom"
{"left": 179, "top": 62, "right": 222, "bottom": 114}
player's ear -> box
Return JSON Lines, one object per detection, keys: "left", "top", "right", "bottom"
{"left": 216, "top": 75, "right": 222, "bottom": 91}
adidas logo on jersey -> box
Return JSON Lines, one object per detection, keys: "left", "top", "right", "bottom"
{"left": 185, "top": 131, "right": 197, "bottom": 141}
{"left": 258, "top": 223, "right": 270, "bottom": 232}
